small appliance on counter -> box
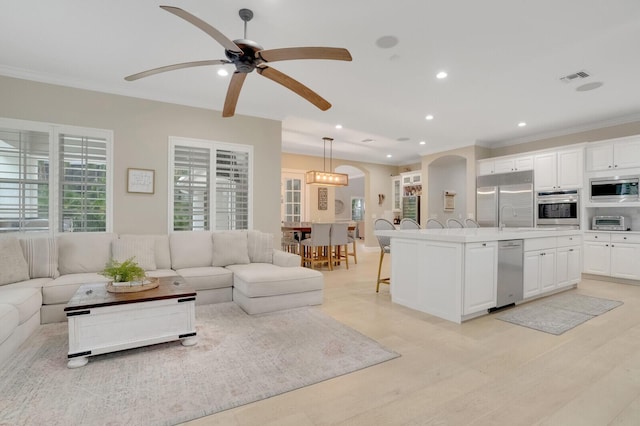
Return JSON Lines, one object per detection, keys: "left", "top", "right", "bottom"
{"left": 592, "top": 215, "right": 631, "bottom": 231}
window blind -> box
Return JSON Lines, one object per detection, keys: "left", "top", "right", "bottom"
{"left": 0, "top": 128, "right": 50, "bottom": 232}
{"left": 215, "top": 148, "right": 249, "bottom": 230}
{"left": 59, "top": 134, "right": 108, "bottom": 232}
{"left": 173, "top": 145, "right": 210, "bottom": 231}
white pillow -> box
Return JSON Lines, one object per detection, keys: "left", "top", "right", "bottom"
{"left": 212, "top": 231, "right": 250, "bottom": 267}
{"left": 20, "top": 237, "right": 60, "bottom": 278}
{"left": 170, "top": 231, "right": 213, "bottom": 269}
{"left": 58, "top": 233, "right": 117, "bottom": 274}
{"left": 0, "top": 238, "right": 30, "bottom": 285}
{"left": 247, "top": 230, "right": 273, "bottom": 263}
{"left": 112, "top": 238, "right": 156, "bottom": 271}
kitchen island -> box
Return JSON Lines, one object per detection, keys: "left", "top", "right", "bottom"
{"left": 374, "top": 227, "right": 582, "bottom": 323}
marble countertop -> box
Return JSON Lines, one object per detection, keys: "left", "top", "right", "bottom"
{"left": 375, "top": 227, "right": 582, "bottom": 243}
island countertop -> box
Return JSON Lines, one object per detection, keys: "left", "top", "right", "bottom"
{"left": 375, "top": 227, "right": 581, "bottom": 243}
{"left": 375, "top": 227, "right": 582, "bottom": 323}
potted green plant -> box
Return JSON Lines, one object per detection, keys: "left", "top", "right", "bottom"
{"left": 99, "top": 257, "right": 146, "bottom": 284}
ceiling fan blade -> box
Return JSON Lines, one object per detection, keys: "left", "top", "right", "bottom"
{"left": 257, "top": 66, "right": 331, "bottom": 111}
{"left": 223, "top": 72, "right": 248, "bottom": 117}
{"left": 257, "top": 47, "right": 352, "bottom": 63}
{"left": 124, "top": 59, "right": 229, "bottom": 81}
{"left": 160, "top": 6, "right": 242, "bottom": 54}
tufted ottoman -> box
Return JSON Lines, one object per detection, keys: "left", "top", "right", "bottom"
{"left": 226, "top": 263, "right": 324, "bottom": 314}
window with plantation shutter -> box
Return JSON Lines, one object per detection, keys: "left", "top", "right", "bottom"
{"left": 169, "top": 137, "right": 252, "bottom": 232}
{"left": 0, "top": 127, "right": 51, "bottom": 232}
{"left": 59, "top": 134, "right": 109, "bottom": 232}
{"left": 0, "top": 118, "right": 112, "bottom": 234}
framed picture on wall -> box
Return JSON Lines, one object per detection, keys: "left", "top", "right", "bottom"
{"left": 318, "top": 187, "right": 328, "bottom": 210}
{"left": 127, "top": 168, "right": 155, "bottom": 194}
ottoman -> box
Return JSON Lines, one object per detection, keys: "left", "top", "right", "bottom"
{"left": 226, "top": 263, "right": 324, "bottom": 314}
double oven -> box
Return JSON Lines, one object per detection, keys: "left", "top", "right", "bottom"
{"left": 536, "top": 189, "right": 580, "bottom": 228}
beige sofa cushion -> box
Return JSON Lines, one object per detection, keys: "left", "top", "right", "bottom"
{"left": 119, "top": 234, "right": 171, "bottom": 270}
{"left": 0, "top": 304, "right": 19, "bottom": 344}
{"left": 226, "top": 264, "right": 323, "bottom": 297}
{"left": 170, "top": 231, "right": 213, "bottom": 269}
{"left": 57, "top": 233, "right": 117, "bottom": 274}
{"left": 111, "top": 238, "right": 156, "bottom": 271}
{"left": 43, "top": 273, "right": 108, "bottom": 305}
{"left": 247, "top": 231, "right": 274, "bottom": 264}
{"left": 19, "top": 237, "right": 60, "bottom": 279}
{"left": 0, "top": 238, "right": 29, "bottom": 286}
{"left": 0, "top": 287, "right": 42, "bottom": 325}
{"left": 212, "top": 231, "right": 250, "bottom": 267}
{"left": 173, "top": 267, "right": 233, "bottom": 291}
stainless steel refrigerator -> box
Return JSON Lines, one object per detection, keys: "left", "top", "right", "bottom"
{"left": 476, "top": 170, "right": 534, "bottom": 228}
{"left": 402, "top": 195, "right": 421, "bottom": 225}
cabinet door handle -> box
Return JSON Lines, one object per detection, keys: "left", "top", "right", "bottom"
{"left": 606, "top": 244, "right": 609, "bottom": 247}
{"left": 569, "top": 237, "right": 573, "bottom": 240}
{"left": 482, "top": 243, "right": 487, "bottom": 247}
{"left": 624, "top": 237, "right": 627, "bottom": 240}
{"left": 611, "top": 244, "right": 615, "bottom": 247}
{"left": 594, "top": 236, "right": 598, "bottom": 239}
{"left": 569, "top": 249, "right": 574, "bottom": 252}
{"left": 608, "top": 165, "right": 612, "bottom": 168}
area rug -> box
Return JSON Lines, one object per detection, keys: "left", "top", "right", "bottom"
{"left": 497, "top": 292, "right": 623, "bottom": 335}
{"left": 0, "top": 303, "right": 399, "bottom": 426}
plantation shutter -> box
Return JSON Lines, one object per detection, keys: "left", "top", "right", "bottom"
{"left": 0, "top": 128, "right": 50, "bottom": 232}
{"left": 173, "top": 145, "right": 210, "bottom": 231}
{"left": 214, "top": 148, "right": 249, "bottom": 230}
{"left": 59, "top": 134, "right": 108, "bottom": 232}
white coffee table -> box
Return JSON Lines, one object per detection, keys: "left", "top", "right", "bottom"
{"left": 64, "top": 276, "right": 197, "bottom": 368}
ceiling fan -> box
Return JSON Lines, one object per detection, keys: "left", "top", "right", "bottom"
{"left": 125, "top": 6, "right": 352, "bottom": 117}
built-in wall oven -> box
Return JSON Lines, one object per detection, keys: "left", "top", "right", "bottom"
{"left": 536, "top": 190, "right": 580, "bottom": 228}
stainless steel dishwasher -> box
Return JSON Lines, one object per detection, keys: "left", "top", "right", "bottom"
{"left": 496, "top": 239, "right": 524, "bottom": 308}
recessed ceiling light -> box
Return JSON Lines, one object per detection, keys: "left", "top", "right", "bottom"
{"left": 518, "top": 122, "right": 527, "bottom": 127}
{"left": 217, "top": 69, "right": 229, "bottom": 77}
{"left": 436, "top": 71, "right": 448, "bottom": 79}
{"left": 425, "top": 114, "right": 434, "bottom": 120}
{"left": 386, "top": 154, "right": 392, "bottom": 158}
{"left": 335, "top": 124, "right": 343, "bottom": 129}
{"left": 419, "top": 141, "right": 426, "bottom": 145}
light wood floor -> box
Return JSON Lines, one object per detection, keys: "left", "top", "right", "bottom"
{"left": 186, "top": 242, "right": 640, "bottom": 426}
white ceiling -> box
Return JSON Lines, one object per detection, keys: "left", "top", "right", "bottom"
{"left": 2, "top": 0, "right": 640, "bottom": 165}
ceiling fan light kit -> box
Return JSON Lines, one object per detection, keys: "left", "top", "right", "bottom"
{"left": 125, "top": 6, "right": 352, "bottom": 118}
{"left": 306, "top": 137, "right": 349, "bottom": 187}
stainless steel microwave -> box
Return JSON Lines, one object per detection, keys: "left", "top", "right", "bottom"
{"left": 590, "top": 177, "right": 639, "bottom": 202}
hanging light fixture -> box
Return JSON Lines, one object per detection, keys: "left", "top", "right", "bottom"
{"left": 305, "top": 137, "right": 349, "bottom": 186}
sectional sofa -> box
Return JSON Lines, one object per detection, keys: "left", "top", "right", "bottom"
{"left": 0, "top": 230, "right": 324, "bottom": 366}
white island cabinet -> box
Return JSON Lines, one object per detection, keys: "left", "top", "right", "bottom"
{"left": 375, "top": 228, "right": 582, "bottom": 323}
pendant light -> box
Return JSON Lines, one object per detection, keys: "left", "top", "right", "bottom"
{"left": 305, "top": 137, "right": 349, "bottom": 186}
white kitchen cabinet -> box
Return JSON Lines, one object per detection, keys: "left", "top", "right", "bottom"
{"left": 610, "top": 243, "right": 640, "bottom": 280}
{"left": 523, "top": 249, "right": 556, "bottom": 298}
{"left": 494, "top": 156, "right": 533, "bottom": 174}
{"left": 556, "top": 246, "right": 581, "bottom": 288}
{"left": 534, "top": 148, "right": 583, "bottom": 190}
{"left": 477, "top": 159, "right": 495, "bottom": 176}
{"left": 477, "top": 155, "right": 533, "bottom": 176}
{"left": 391, "top": 176, "right": 402, "bottom": 211}
{"left": 401, "top": 171, "right": 422, "bottom": 185}
{"left": 582, "top": 233, "right": 640, "bottom": 280}
{"left": 463, "top": 242, "right": 498, "bottom": 315}
{"left": 585, "top": 136, "right": 640, "bottom": 172}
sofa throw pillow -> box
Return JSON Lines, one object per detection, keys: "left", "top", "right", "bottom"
{"left": 19, "top": 237, "right": 60, "bottom": 279}
{"left": 212, "top": 231, "right": 250, "bottom": 267}
{"left": 247, "top": 230, "right": 273, "bottom": 263}
{"left": 112, "top": 238, "right": 156, "bottom": 271}
{"left": 170, "top": 231, "right": 213, "bottom": 270}
{"left": 58, "top": 233, "right": 117, "bottom": 275}
{"left": 0, "top": 237, "right": 30, "bottom": 286}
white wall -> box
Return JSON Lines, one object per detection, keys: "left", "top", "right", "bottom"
{"left": 427, "top": 157, "right": 467, "bottom": 221}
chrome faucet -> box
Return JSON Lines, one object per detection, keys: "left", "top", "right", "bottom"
{"left": 499, "top": 204, "right": 515, "bottom": 230}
